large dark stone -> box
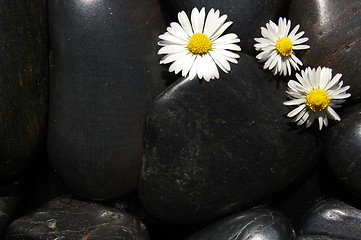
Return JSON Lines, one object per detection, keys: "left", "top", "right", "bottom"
{"left": 186, "top": 209, "right": 296, "bottom": 240}
{"left": 0, "top": 0, "right": 48, "bottom": 178}
{"left": 6, "top": 198, "right": 150, "bottom": 240}
{"left": 159, "top": 0, "right": 290, "bottom": 55}
{"left": 47, "top": 0, "right": 167, "bottom": 200}
{"left": 289, "top": 0, "right": 361, "bottom": 102}
{"left": 297, "top": 199, "right": 361, "bottom": 239}
{"left": 324, "top": 104, "right": 361, "bottom": 198}
{"left": 298, "top": 236, "right": 343, "bottom": 240}
{"left": 139, "top": 53, "right": 319, "bottom": 223}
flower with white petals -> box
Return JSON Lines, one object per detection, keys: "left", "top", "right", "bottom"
{"left": 283, "top": 67, "right": 351, "bottom": 130}
{"left": 158, "top": 7, "right": 241, "bottom": 82}
{"left": 254, "top": 18, "right": 310, "bottom": 76}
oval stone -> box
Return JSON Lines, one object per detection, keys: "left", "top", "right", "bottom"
{"left": 324, "top": 104, "right": 361, "bottom": 197}
{"left": 0, "top": 0, "right": 48, "bottom": 178}
{"left": 139, "top": 53, "right": 319, "bottom": 223}
{"left": 47, "top": 0, "right": 167, "bottom": 200}
{"left": 297, "top": 199, "right": 361, "bottom": 239}
{"left": 6, "top": 198, "right": 150, "bottom": 240}
{"left": 289, "top": 0, "right": 361, "bottom": 102}
{"left": 159, "top": 0, "right": 290, "bottom": 55}
{"left": 186, "top": 209, "right": 296, "bottom": 240}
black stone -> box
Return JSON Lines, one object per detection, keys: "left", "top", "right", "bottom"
{"left": 6, "top": 198, "right": 150, "bottom": 240}
{"left": 139, "top": 53, "right": 319, "bottom": 223}
{"left": 297, "top": 199, "right": 361, "bottom": 239}
{"left": 324, "top": 104, "right": 361, "bottom": 198}
{"left": 289, "top": 0, "right": 361, "bottom": 102}
{"left": 0, "top": 197, "right": 18, "bottom": 236}
{"left": 47, "top": 0, "right": 168, "bottom": 200}
{"left": 159, "top": 0, "right": 290, "bottom": 56}
{"left": 186, "top": 209, "right": 296, "bottom": 240}
{"left": 0, "top": 0, "right": 48, "bottom": 178}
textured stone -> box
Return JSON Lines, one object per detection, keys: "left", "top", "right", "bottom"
{"left": 139, "top": 53, "right": 319, "bottom": 223}
{"left": 47, "top": 0, "right": 167, "bottom": 200}
{"left": 289, "top": 0, "right": 361, "bottom": 102}
{"left": 298, "top": 236, "right": 344, "bottom": 240}
{"left": 186, "top": 209, "right": 296, "bottom": 240}
{"left": 159, "top": 0, "right": 290, "bottom": 55}
{"left": 6, "top": 198, "right": 150, "bottom": 240}
{"left": 0, "top": 0, "right": 48, "bottom": 178}
{"left": 297, "top": 199, "right": 361, "bottom": 239}
{"left": 324, "top": 104, "right": 361, "bottom": 198}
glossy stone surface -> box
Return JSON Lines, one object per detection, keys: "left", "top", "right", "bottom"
{"left": 298, "top": 236, "right": 343, "bottom": 240}
{"left": 0, "top": 0, "right": 48, "bottom": 178}
{"left": 297, "top": 199, "right": 361, "bottom": 239}
{"left": 159, "top": 0, "right": 289, "bottom": 55}
{"left": 139, "top": 53, "right": 319, "bottom": 223}
{"left": 47, "top": 0, "right": 167, "bottom": 200}
{"left": 324, "top": 104, "right": 361, "bottom": 198}
{"left": 186, "top": 209, "right": 296, "bottom": 240}
{"left": 289, "top": 0, "right": 361, "bottom": 102}
{"left": 6, "top": 198, "right": 150, "bottom": 240}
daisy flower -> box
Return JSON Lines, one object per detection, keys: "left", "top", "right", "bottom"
{"left": 283, "top": 67, "right": 351, "bottom": 130}
{"left": 254, "top": 17, "right": 310, "bottom": 76}
{"left": 158, "top": 7, "right": 241, "bottom": 82}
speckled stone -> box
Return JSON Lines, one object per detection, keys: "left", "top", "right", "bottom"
{"left": 297, "top": 199, "right": 361, "bottom": 239}
{"left": 0, "top": 0, "right": 48, "bottom": 178}
{"left": 289, "top": 0, "right": 361, "bottom": 102}
{"left": 186, "top": 209, "right": 296, "bottom": 240}
{"left": 324, "top": 104, "right": 361, "bottom": 198}
{"left": 298, "top": 236, "right": 344, "bottom": 240}
{"left": 159, "top": 0, "right": 290, "bottom": 55}
{"left": 47, "top": 0, "right": 167, "bottom": 200}
{"left": 139, "top": 53, "right": 319, "bottom": 223}
{"left": 6, "top": 198, "right": 150, "bottom": 240}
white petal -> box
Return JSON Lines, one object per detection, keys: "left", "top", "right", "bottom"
{"left": 326, "top": 106, "right": 341, "bottom": 121}
{"left": 293, "top": 37, "right": 309, "bottom": 45}
{"left": 159, "top": 33, "right": 188, "bottom": 45}
{"left": 212, "top": 43, "right": 241, "bottom": 51}
{"left": 209, "top": 50, "right": 231, "bottom": 72}
{"left": 288, "top": 24, "right": 300, "bottom": 39}
{"left": 191, "top": 7, "right": 205, "bottom": 33}
{"left": 159, "top": 50, "right": 188, "bottom": 64}
{"left": 209, "top": 21, "right": 232, "bottom": 40}
{"left": 292, "top": 45, "right": 310, "bottom": 50}
{"left": 158, "top": 45, "right": 187, "bottom": 55}
{"left": 212, "top": 33, "right": 240, "bottom": 44}
{"left": 324, "top": 73, "right": 342, "bottom": 90}
{"left": 283, "top": 98, "right": 305, "bottom": 106}
{"left": 178, "top": 11, "right": 193, "bottom": 36}
{"left": 287, "top": 104, "right": 306, "bottom": 117}
{"left": 181, "top": 54, "right": 196, "bottom": 77}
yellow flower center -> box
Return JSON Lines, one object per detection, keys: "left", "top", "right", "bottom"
{"left": 187, "top": 33, "right": 212, "bottom": 55}
{"left": 306, "top": 89, "right": 330, "bottom": 112}
{"left": 276, "top": 37, "right": 293, "bottom": 56}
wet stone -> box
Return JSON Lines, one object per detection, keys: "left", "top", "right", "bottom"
{"left": 6, "top": 198, "right": 150, "bottom": 240}
{"left": 186, "top": 209, "right": 296, "bottom": 240}
{"left": 324, "top": 104, "right": 361, "bottom": 198}
{"left": 289, "top": 0, "right": 361, "bottom": 102}
{"left": 159, "top": 0, "right": 290, "bottom": 55}
{"left": 297, "top": 199, "right": 361, "bottom": 240}
{"left": 139, "top": 53, "right": 319, "bottom": 223}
